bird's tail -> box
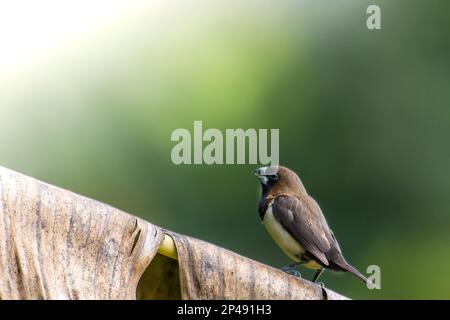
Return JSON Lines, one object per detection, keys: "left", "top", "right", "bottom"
{"left": 343, "top": 263, "right": 368, "bottom": 284}
{"left": 342, "top": 263, "right": 379, "bottom": 289}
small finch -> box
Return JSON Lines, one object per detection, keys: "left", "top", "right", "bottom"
{"left": 254, "top": 165, "right": 369, "bottom": 285}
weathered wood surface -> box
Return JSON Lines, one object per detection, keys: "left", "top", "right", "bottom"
{"left": 171, "top": 232, "right": 328, "bottom": 300}
{"left": 0, "top": 166, "right": 347, "bottom": 300}
{"left": 0, "top": 166, "right": 164, "bottom": 299}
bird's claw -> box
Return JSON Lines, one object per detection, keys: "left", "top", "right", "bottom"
{"left": 281, "top": 266, "right": 302, "bottom": 278}
{"left": 285, "top": 269, "right": 302, "bottom": 278}
{"left": 316, "top": 282, "right": 325, "bottom": 289}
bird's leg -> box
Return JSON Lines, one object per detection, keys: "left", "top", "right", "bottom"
{"left": 312, "top": 268, "right": 324, "bottom": 283}
{"left": 281, "top": 262, "right": 302, "bottom": 278}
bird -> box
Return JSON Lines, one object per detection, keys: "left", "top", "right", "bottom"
{"left": 254, "top": 165, "right": 369, "bottom": 285}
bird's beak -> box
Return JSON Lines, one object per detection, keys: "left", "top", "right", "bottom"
{"left": 254, "top": 166, "right": 278, "bottom": 176}
{"left": 253, "top": 166, "right": 267, "bottom": 177}
{"left": 254, "top": 166, "right": 269, "bottom": 185}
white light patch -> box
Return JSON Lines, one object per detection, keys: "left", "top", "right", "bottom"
{"left": 0, "top": 0, "right": 147, "bottom": 79}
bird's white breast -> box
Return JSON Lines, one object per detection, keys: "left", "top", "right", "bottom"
{"left": 263, "top": 205, "right": 304, "bottom": 262}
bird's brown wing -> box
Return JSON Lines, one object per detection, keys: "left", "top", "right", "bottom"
{"left": 271, "top": 195, "right": 333, "bottom": 266}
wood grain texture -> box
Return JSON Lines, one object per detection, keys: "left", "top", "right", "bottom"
{"left": 0, "top": 167, "right": 164, "bottom": 299}
{"left": 169, "top": 232, "right": 347, "bottom": 300}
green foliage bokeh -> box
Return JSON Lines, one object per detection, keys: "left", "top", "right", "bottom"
{"left": 1, "top": 0, "right": 449, "bottom": 299}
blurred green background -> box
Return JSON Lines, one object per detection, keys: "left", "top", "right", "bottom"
{"left": 1, "top": 0, "right": 449, "bottom": 299}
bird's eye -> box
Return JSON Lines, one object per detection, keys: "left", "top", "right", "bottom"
{"left": 268, "top": 174, "right": 278, "bottom": 180}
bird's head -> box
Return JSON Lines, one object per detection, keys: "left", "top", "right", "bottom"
{"left": 253, "top": 165, "right": 306, "bottom": 196}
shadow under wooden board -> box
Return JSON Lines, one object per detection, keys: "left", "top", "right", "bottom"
{"left": 0, "top": 166, "right": 347, "bottom": 300}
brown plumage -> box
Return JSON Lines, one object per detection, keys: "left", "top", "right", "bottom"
{"left": 254, "top": 165, "right": 368, "bottom": 284}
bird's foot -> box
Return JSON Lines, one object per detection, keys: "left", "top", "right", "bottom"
{"left": 281, "top": 265, "right": 302, "bottom": 278}
{"left": 284, "top": 269, "right": 302, "bottom": 278}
